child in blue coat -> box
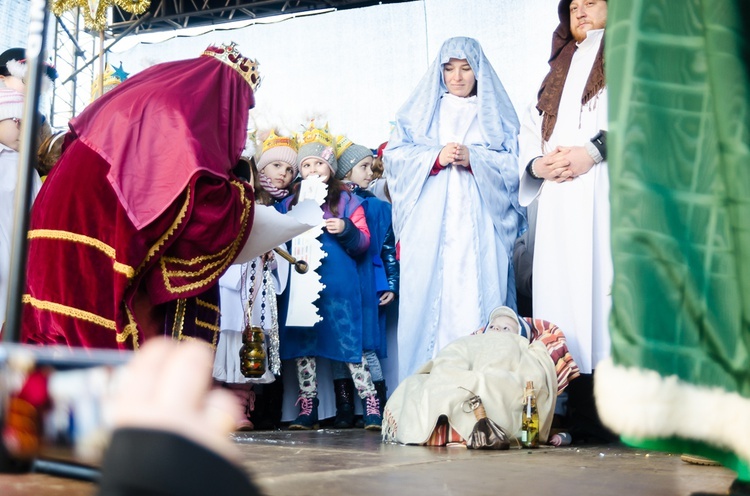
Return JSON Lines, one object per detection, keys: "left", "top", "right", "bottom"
{"left": 276, "top": 124, "right": 382, "bottom": 430}
{"left": 329, "top": 137, "right": 399, "bottom": 428}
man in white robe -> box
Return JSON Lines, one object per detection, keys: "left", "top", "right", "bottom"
{"left": 518, "top": 0, "right": 610, "bottom": 376}
{"left": 517, "top": 0, "right": 612, "bottom": 440}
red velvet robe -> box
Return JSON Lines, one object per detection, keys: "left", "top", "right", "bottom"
{"left": 21, "top": 139, "right": 254, "bottom": 349}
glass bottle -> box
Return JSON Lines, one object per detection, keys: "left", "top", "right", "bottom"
{"left": 239, "top": 325, "right": 266, "bottom": 377}
{"left": 521, "top": 380, "right": 539, "bottom": 448}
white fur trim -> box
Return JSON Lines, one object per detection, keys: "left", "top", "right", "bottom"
{"left": 6, "top": 59, "right": 26, "bottom": 80}
{"left": 6, "top": 59, "right": 54, "bottom": 92}
{"left": 595, "top": 358, "right": 750, "bottom": 462}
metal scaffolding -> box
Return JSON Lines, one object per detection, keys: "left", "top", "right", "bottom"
{"left": 108, "top": 0, "right": 412, "bottom": 36}
{"left": 49, "top": 10, "right": 96, "bottom": 128}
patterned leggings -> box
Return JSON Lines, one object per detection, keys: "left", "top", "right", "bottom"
{"left": 331, "top": 351, "right": 383, "bottom": 382}
{"left": 296, "top": 356, "right": 376, "bottom": 399}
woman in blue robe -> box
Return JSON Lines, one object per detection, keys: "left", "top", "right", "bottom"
{"left": 385, "top": 37, "right": 525, "bottom": 382}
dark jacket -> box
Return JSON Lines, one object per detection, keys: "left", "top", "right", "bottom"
{"left": 98, "top": 428, "right": 262, "bottom": 496}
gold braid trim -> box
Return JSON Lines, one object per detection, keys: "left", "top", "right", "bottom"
{"left": 171, "top": 299, "right": 186, "bottom": 341}
{"left": 211, "top": 313, "right": 220, "bottom": 347}
{"left": 196, "top": 298, "right": 220, "bottom": 313}
{"left": 196, "top": 319, "right": 220, "bottom": 333}
{"left": 159, "top": 180, "right": 253, "bottom": 294}
{"left": 202, "top": 298, "right": 222, "bottom": 348}
{"left": 163, "top": 248, "right": 232, "bottom": 278}
{"left": 22, "top": 294, "right": 116, "bottom": 330}
{"left": 162, "top": 240, "right": 233, "bottom": 266}
{"left": 28, "top": 229, "right": 135, "bottom": 278}
{"left": 180, "top": 334, "right": 218, "bottom": 350}
{"left": 135, "top": 186, "right": 192, "bottom": 277}
{"left": 118, "top": 305, "right": 140, "bottom": 349}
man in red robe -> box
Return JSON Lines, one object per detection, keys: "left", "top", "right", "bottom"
{"left": 20, "top": 43, "right": 260, "bottom": 350}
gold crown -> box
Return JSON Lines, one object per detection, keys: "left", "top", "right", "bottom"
{"left": 262, "top": 129, "right": 299, "bottom": 154}
{"left": 202, "top": 42, "right": 261, "bottom": 91}
{"left": 299, "top": 122, "right": 334, "bottom": 148}
{"left": 334, "top": 135, "right": 353, "bottom": 159}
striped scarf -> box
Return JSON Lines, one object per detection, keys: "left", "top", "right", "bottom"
{"left": 258, "top": 173, "right": 289, "bottom": 200}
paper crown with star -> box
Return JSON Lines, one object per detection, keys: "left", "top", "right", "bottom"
{"left": 91, "top": 62, "right": 129, "bottom": 100}
{"left": 299, "top": 122, "right": 334, "bottom": 148}
{"left": 334, "top": 134, "right": 353, "bottom": 159}
{"left": 262, "top": 129, "right": 299, "bottom": 154}
{"left": 201, "top": 42, "right": 261, "bottom": 92}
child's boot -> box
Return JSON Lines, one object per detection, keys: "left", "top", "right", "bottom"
{"left": 266, "top": 376, "right": 284, "bottom": 430}
{"left": 363, "top": 394, "right": 382, "bottom": 431}
{"left": 333, "top": 379, "right": 355, "bottom": 429}
{"left": 289, "top": 396, "right": 319, "bottom": 430}
{"left": 356, "top": 380, "right": 386, "bottom": 428}
{"left": 373, "top": 380, "right": 387, "bottom": 416}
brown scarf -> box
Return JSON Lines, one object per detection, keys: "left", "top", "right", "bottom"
{"left": 536, "top": 0, "right": 606, "bottom": 143}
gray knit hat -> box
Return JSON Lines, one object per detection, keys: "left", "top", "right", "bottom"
{"left": 297, "top": 142, "right": 337, "bottom": 175}
{"left": 297, "top": 122, "right": 337, "bottom": 175}
{"left": 0, "top": 88, "right": 24, "bottom": 123}
{"left": 336, "top": 143, "right": 372, "bottom": 180}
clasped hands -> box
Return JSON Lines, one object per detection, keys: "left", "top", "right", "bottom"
{"left": 532, "top": 146, "right": 595, "bottom": 182}
{"left": 439, "top": 142, "right": 471, "bottom": 168}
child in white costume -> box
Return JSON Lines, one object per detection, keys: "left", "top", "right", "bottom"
{"left": 213, "top": 132, "right": 298, "bottom": 430}
{"left": 0, "top": 88, "right": 42, "bottom": 326}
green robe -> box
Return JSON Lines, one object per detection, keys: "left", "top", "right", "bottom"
{"left": 594, "top": 0, "right": 750, "bottom": 481}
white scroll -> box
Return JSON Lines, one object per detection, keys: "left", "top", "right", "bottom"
{"left": 285, "top": 176, "right": 328, "bottom": 327}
